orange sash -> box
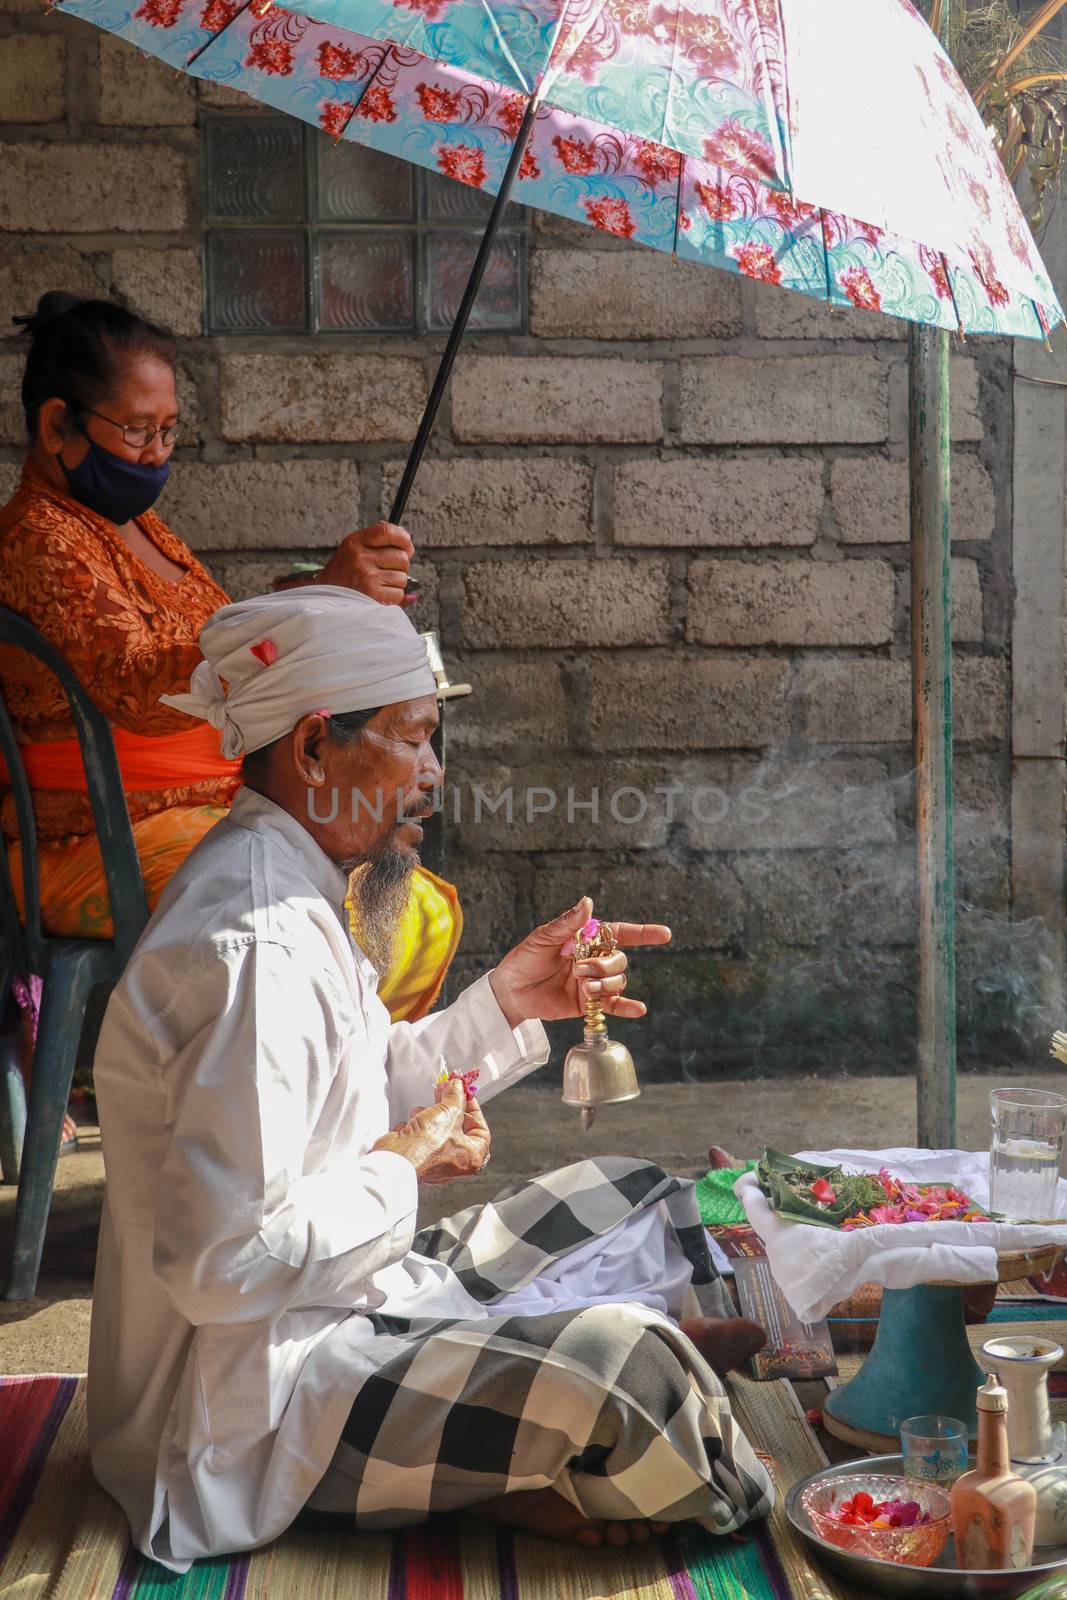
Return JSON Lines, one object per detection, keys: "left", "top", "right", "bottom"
{"left": 2, "top": 724, "right": 242, "bottom": 792}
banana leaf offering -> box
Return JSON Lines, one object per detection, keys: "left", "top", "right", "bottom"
{"left": 756, "top": 1148, "right": 988, "bottom": 1231}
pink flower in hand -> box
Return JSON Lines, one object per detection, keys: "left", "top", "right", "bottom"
{"left": 435, "top": 1067, "right": 480, "bottom": 1099}
{"left": 562, "top": 908, "right": 599, "bottom": 957}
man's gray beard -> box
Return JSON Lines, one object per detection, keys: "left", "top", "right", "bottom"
{"left": 347, "top": 841, "right": 417, "bottom": 978}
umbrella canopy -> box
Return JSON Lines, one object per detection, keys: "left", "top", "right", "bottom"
{"left": 57, "top": 0, "right": 1062, "bottom": 337}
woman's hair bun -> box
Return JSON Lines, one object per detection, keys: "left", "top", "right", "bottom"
{"left": 16, "top": 292, "right": 176, "bottom": 437}
{"left": 11, "top": 290, "right": 84, "bottom": 338}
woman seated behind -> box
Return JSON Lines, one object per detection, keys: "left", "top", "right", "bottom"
{"left": 0, "top": 293, "right": 460, "bottom": 1139}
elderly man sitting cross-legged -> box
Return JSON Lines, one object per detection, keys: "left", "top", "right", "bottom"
{"left": 87, "top": 587, "right": 772, "bottom": 1572}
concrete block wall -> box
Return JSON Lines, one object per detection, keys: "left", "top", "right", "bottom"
{"left": 0, "top": 9, "right": 1023, "bottom": 1078}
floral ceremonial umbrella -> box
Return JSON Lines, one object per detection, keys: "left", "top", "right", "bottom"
{"left": 52, "top": 0, "right": 1063, "bottom": 509}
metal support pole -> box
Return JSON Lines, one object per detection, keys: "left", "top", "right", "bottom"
{"left": 912, "top": 0, "right": 958, "bottom": 1149}
{"left": 910, "top": 319, "right": 957, "bottom": 1148}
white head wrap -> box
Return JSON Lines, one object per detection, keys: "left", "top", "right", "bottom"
{"left": 160, "top": 586, "right": 436, "bottom": 758}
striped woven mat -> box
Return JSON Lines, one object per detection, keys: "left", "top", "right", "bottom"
{"left": 0, "top": 1372, "right": 860, "bottom": 1600}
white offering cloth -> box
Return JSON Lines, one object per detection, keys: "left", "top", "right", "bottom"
{"left": 735, "top": 1146, "right": 1067, "bottom": 1324}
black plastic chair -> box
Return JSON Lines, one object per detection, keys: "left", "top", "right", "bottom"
{"left": 0, "top": 606, "right": 149, "bottom": 1300}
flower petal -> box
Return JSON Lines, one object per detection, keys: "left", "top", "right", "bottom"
{"left": 250, "top": 638, "right": 278, "bottom": 666}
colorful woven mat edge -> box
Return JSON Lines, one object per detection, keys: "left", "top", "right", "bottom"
{"left": 1, "top": 1373, "right": 844, "bottom": 1600}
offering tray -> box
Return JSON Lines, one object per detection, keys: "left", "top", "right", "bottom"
{"left": 736, "top": 1148, "right": 1067, "bottom": 1450}
{"left": 786, "top": 1453, "right": 1067, "bottom": 1598}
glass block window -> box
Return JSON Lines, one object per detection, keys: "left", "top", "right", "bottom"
{"left": 202, "top": 112, "right": 527, "bottom": 336}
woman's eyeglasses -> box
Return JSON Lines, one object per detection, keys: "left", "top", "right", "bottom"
{"left": 77, "top": 406, "right": 181, "bottom": 449}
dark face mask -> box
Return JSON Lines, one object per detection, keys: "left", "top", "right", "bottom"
{"left": 61, "top": 429, "right": 170, "bottom": 525}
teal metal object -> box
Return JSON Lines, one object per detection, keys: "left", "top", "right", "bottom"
{"left": 0, "top": 607, "right": 149, "bottom": 1300}
{"left": 0, "top": 1026, "right": 26, "bottom": 1184}
{"left": 825, "top": 1285, "right": 984, "bottom": 1443}
{"left": 909, "top": 319, "right": 958, "bottom": 1149}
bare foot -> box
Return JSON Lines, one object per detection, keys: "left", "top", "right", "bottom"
{"left": 601, "top": 1518, "right": 672, "bottom": 1547}
{"left": 707, "top": 1144, "right": 742, "bottom": 1170}
{"left": 680, "top": 1315, "right": 767, "bottom": 1376}
{"left": 474, "top": 1487, "right": 671, "bottom": 1547}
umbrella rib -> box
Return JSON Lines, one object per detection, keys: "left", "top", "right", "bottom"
{"left": 671, "top": 154, "right": 685, "bottom": 257}
{"left": 1017, "top": 368, "right": 1067, "bottom": 385}
{"left": 941, "top": 252, "right": 964, "bottom": 338}
{"left": 818, "top": 207, "right": 832, "bottom": 306}
{"left": 331, "top": 42, "right": 396, "bottom": 142}
{"left": 477, "top": 0, "right": 531, "bottom": 96}
{"left": 186, "top": 8, "right": 393, "bottom": 143}
{"left": 774, "top": 0, "right": 799, "bottom": 189}
{"left": 658, "top": 0, "right": 686, "bottom": 164}
{"left": 1033, "top": 298, "right": 1054, "bottom": 350}
{"left": 752, "top": 0, "right": 788, "bottom": 188}
{"left": 184, "top": 0, "right": 259, "bottom": 73}
{"left": 540, "top": 0, "right": 608, "bottom": 100}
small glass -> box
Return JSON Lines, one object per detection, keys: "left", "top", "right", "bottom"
{"left": 900, "top": 1414, "right": 968, "bottom": 1483}
{"left": 989, "top": 1087, "right": 1067, "bottom": 1221}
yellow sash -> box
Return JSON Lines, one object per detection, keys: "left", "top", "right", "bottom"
{"left": 350, "top": 865, "right": 463, "bottom": 1023}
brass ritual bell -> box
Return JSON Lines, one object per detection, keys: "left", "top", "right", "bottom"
{"left": 562, "top": 917, "right": 641, "bottom": 1130}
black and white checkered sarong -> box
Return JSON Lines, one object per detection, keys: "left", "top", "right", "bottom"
{"left": 307, "top": 1158, "right": 774, "bottom": 1534}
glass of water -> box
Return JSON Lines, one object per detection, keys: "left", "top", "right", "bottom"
{"left": 989, "top": 1088, "right": 1067, "bottom": 1220}
{"left": 900, "top": 1415, "right": 968, "bottom": 1483}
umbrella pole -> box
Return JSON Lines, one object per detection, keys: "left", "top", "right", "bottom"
{"left": 389, "top": 97, "right": 539, "bottom": 525}
{"left": 910, "top": 318, "right": 957, "bottom": 1149}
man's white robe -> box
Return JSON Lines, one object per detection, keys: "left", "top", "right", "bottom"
{"left": 88, "top": 788, "right": 769, "bottom": 1572}
{"left": 89, "top": 787, "right": 550, "bottom": 1570}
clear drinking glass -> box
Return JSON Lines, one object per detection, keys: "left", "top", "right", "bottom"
{"left": 900, "top": 1414, "right": 968, "bottom": 1483}
{"left": 989, "top": 1087, "right": 1067, "bottom": 1221}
